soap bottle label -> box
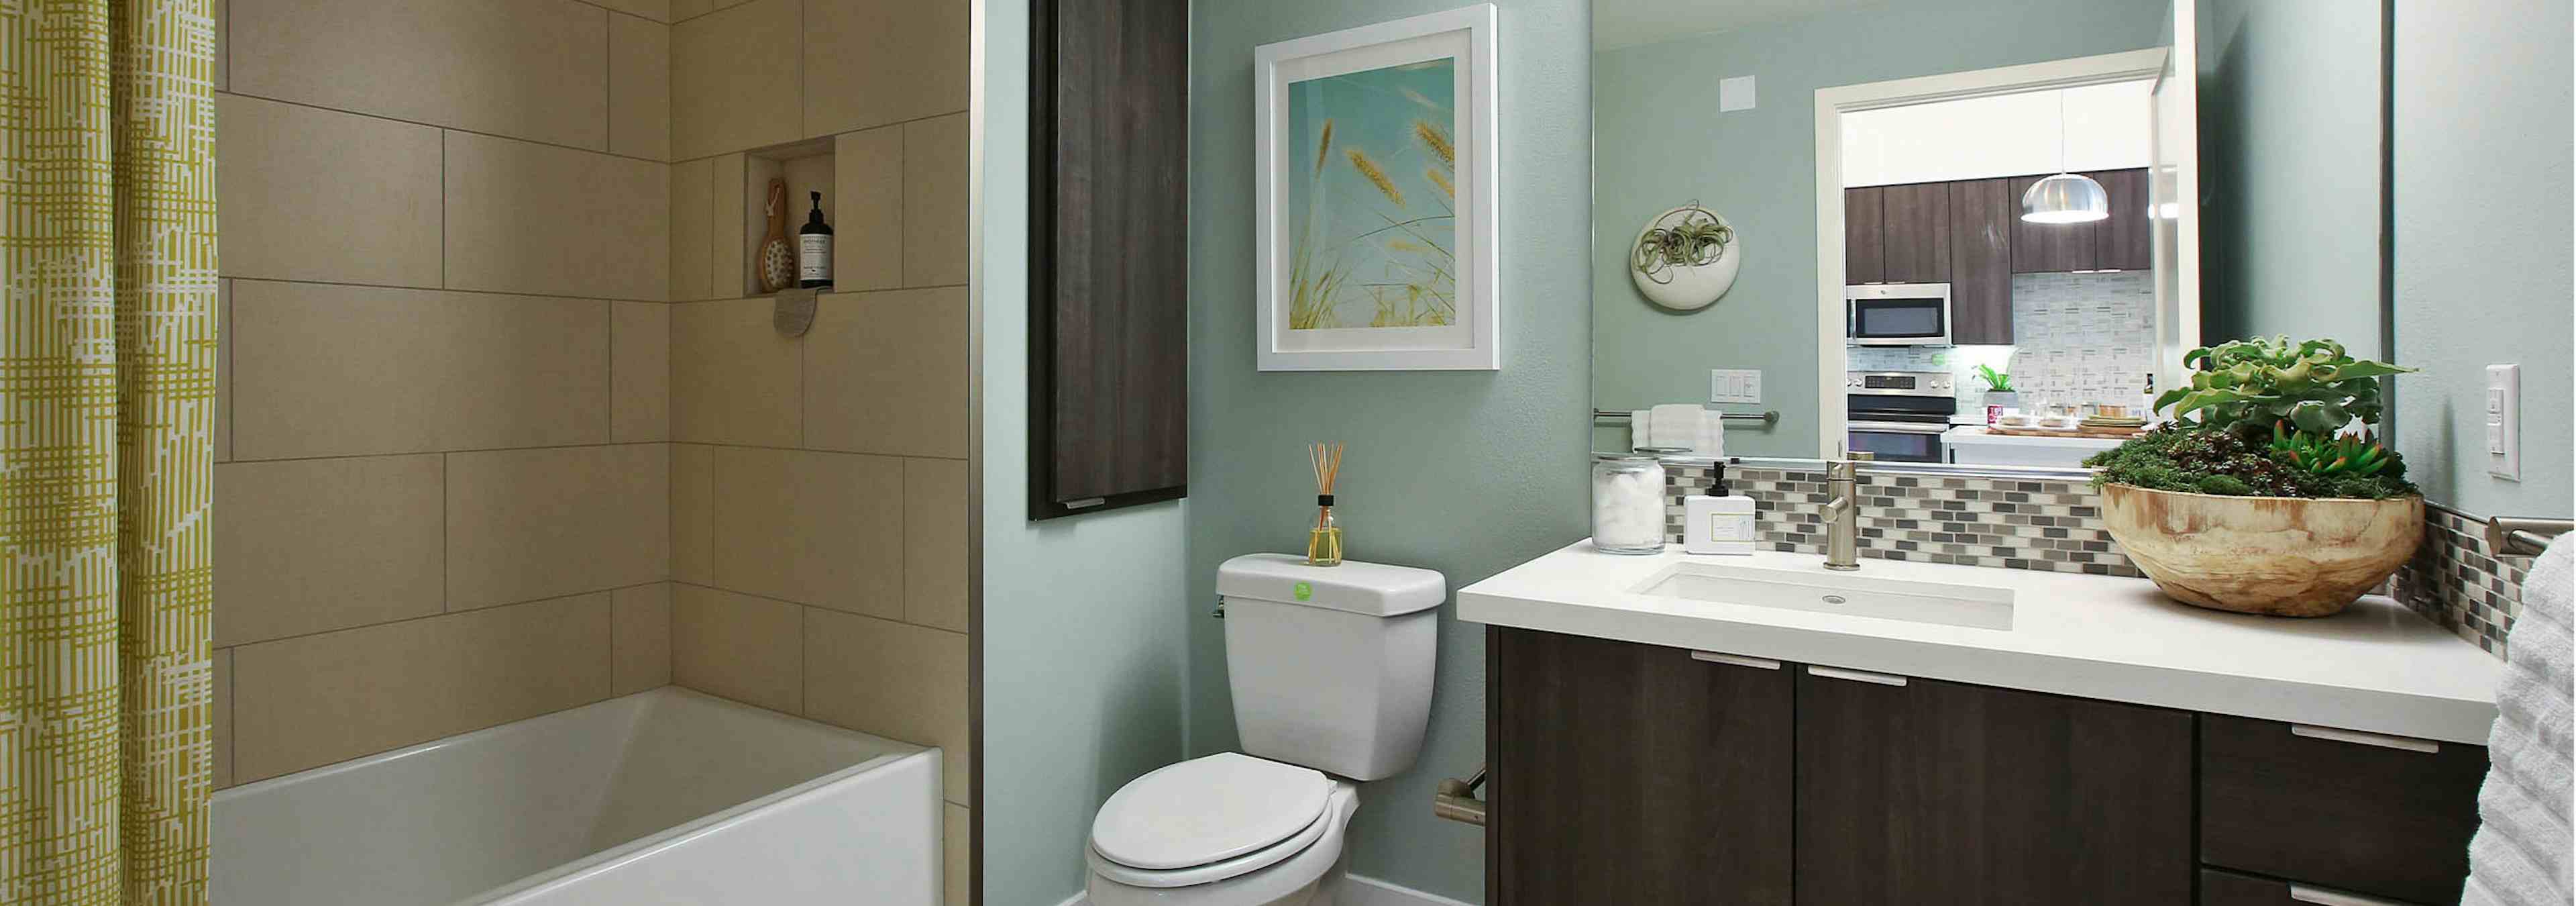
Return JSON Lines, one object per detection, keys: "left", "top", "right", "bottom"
{"left": 798, "top": 234, "right": 831, "bottom": 281}
{"left": 1709, "top": 511, "right": 1755, "bottom": 542}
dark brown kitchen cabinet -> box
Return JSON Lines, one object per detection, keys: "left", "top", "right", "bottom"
{"left": 1489, "top": 629, "right": 1793, "bottom": 906}
{"left": 2094, "top": 168, "right": 2153, "bottom": 271}
{"left": 1947, "top": 177, "right": 2017, "bottom": 344}
{"left": 1028, "top": 0, "right": 1188, "bottom": 519}
{"left": 1844, "top": 186, "right": 1886, "bottom": 284}
{"left": 2010, "top": 172, "right": 2102, "bottom": 272}
{"left": 2200, "top": 715, "right": 2487, "bottom": 904}
{"left": 1795, "top": 666, "right": 2194, "bottom": 904}
{"left": 1878, "top": 183, "right": 1951, "bottom": 283}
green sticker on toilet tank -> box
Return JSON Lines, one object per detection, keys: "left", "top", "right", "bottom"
{"left": 1293, "top": 581, "right": 1313, "bottom": 601}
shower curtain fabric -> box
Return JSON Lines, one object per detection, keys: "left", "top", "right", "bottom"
{"left": 1, "top": 0, "right": 218, "bottom": 902}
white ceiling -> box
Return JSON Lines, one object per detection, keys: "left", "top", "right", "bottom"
{"left": 1594, "top": 0, "right": 1896, "bottom": 52}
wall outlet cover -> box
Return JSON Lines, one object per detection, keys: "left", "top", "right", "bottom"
{"left": 1719, "top": 76, "right": 1756, "bottom": 112}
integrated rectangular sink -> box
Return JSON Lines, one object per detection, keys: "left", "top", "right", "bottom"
{"left": 1631, "top": 562, "right": 2016, "bottom": 630}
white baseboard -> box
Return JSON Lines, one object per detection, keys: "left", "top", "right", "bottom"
{"left": 1048, "top": 874, "right": 1474, "bottom": 906}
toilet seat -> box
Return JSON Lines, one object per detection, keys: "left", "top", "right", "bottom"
{"left": 1085, "top": 783, "right": 1363, "bottom": 906}
{"left": 1087, "top": 803, "right": 1331, "bottom": 889}
{"left": 1091, "top": 753, "right": 1333, "bottom": 872}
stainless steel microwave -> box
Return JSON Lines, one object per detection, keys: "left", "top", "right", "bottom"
{"left": 1845, "top": 282, "right": 1952, "bottom": 346}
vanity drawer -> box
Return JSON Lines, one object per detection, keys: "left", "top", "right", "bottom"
{"left": 2200, "top": 868, "right": 2432, "bottom": 905}
{"left": 2199, "top": 715, "right": 2487, "bottom": 904}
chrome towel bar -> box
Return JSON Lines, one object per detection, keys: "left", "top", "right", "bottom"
{"left": 2483, "top": 515, "right": 2573, "bottom": 558}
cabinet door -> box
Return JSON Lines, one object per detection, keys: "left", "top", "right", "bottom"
{"left": 1879, "top": 183, "right": 1951, "bottom": 283}
{"left": 1948, "top": 177, "right": 2015, "bottom": 344}
{"left": 2093, "top": 168, "right": 2153, "bottom": 271}
{"left": 1796, "top": 667, "right": 2194, "bottom": 904}
{"left": 1845, "top": 186, "right": 1886, "bottom": 284}
{"left": 1489, "top": 630, "right": 1793, "bottom": 906}
{"left": 2199, "top": 868, "right": 2433, "bottom": 906}
{"left": 2200, "top": 715, "right": 2486, "bottom": 904}
{"left": 2010, "top": 174, "right": 2103, "bottom": 272}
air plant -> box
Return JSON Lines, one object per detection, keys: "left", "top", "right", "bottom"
{"left": 1631, "top": 206, "right": 1733, "bottom": 285}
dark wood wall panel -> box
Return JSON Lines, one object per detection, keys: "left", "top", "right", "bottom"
{"left": 1030, "top": 0, "right": 1189, "bottom": 519}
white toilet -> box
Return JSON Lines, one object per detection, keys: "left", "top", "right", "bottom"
{"left": 1085, "top": 554, "right": 1446, "bottom": 906}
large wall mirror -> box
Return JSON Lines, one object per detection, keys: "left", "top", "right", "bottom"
{"left": 1591, "top": 0, "right": 2391, "bottom": 473}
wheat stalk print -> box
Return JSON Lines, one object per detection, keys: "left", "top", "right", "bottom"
{"left": 1285, "top": 60, "right": 1460, "bottom": 331}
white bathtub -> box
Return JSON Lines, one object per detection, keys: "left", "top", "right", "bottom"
{"left": 213, "top": 687, "right": 942, "bottom": 905}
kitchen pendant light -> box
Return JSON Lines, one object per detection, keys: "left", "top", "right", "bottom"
{"left": 2022, "top": 89, "right": 2108, "bottom": 223}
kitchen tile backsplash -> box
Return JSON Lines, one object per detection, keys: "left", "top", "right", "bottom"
{"left": 1664, "top": 464, "right": 2142, "bottom": 577}
{"left": 2396, "top": 507, "right": 2526, "bottom": 656}
{"left": 1847, "top": 269, "right": 2157, "bottom": 414}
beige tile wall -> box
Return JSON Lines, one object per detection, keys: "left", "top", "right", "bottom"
{"left": 216, "top": 0, "right": 676, "bottom": 790}
{"left": 663, "top": 0, "right": 975, "bottom": 844}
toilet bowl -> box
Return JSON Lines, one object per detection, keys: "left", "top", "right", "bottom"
{"left": 1085, "top": 754, "right": 1362, "bottom": 906}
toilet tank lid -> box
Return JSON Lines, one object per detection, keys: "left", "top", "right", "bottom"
{"left": 1217, "top": 554, "right": 1446, "bottom": 616}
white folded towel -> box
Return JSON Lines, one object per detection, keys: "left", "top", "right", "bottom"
{"left": 2463, "top": 535, "right": 2575, "bottom": 906}
{"left": 1698, "top": 410, "right": 1727, "bottom": 458}
{"left": 1648, "top": 404, "right": 1703, "bottom": 452}
{"left": 1629, "top": 410, "right": 1651, "bottom": 452}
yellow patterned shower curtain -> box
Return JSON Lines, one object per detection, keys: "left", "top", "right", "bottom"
{"left": 1, "top": 0, "right": 217, "bottom": 902}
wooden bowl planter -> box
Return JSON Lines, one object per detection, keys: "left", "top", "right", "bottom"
{"left": 2099, "top": 484, "right": 2424, "bottom": 617}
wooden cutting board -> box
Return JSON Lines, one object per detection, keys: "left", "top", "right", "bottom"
{"left": 1986, "top": 423, "right": 2143, "bottom": 439}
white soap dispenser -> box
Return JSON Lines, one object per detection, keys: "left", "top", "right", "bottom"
{"left": 1683, "top": 461, "right": 1758, "bottom": 556}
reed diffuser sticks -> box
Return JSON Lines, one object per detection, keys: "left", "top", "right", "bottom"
{"left": 1307, "top": 442, "right": 1345, "bottom": 566}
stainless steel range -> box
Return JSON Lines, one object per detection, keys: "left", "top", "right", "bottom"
{"left": 1845, "top": 370, "right": 1955, "bottom": 463}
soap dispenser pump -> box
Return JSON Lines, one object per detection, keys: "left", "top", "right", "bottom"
{"left": 1684, "top": 460, "right": 1758, "bottom": 556}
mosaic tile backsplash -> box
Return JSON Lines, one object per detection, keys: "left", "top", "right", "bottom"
{"left": 1847, "top": 270, "right": 2158, "bottom": 417}
{"left": 1662, "top": 462, "right": 2528, "bottom": 658}
{"left": 2396, "top": 507, "right": 2529, "bottom": 656}
{"left": 1663, "top": 464, "right": 2141, "bottom": 577}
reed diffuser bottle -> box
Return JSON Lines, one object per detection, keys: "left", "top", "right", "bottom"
{"left": 1307, "top": 442, "right": 1344, "bottom": 566}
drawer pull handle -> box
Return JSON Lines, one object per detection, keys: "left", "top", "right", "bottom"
{"left": 2288, "top": 883, "right": 2416, "bottom": 906}
{"left": 1691, "top": 651, "right": 1782, "bottom": 670}
{"left": 1807, "top": 665, "right": 1908, "bottom": 687}
{"left": 2292, "top": 724, "right": 2440, "bottom": 754}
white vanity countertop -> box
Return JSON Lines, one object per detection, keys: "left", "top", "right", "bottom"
{"left": 1458, "top": 543, "right": 2503, "bottom": 744}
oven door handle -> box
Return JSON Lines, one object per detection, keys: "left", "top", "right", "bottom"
{"left": 1847, "top": 421, "right": 1953, "bottom": 435}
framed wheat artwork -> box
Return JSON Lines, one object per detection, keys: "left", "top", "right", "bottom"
{"left": 1254, "top": 4, "right": 1500, "bottom": 370}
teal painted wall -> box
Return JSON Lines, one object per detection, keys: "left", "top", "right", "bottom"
{"left": 979, "top": 2, "right": 1193, "bottom": 903}
{"left": 1185, "top": 0, "right": 1594, "bottom": 901}
{"left": 2196, "top": 0, "right": 2385, "bottom": 352}
{"left": 1590, "top": 0, "right": 2168, "bottom": 456}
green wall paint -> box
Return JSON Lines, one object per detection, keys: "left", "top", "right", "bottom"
{"left": 2196, "top": 0, "right": 2385, "bottom": 352}
{"left": 2391, "top": 0, "right": 2573, "bottom": 517}
{"left": 1590, "top": 0, "right": 2167, "bottom": 456}
{"left": 979, "top": 1, "right": 1193, "bottom": 903}
{"left": 1186, "top": 0, "right": 1593, "bottom": 901}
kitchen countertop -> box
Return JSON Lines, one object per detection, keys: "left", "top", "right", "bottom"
{"left": 1458, "top": 543, "right": 2502, "bottom": 744}
{"left": 1942, "top": 425, "right": 2128, "bottom": 449}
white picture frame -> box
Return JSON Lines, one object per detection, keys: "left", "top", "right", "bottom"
{"left": 1253, "top": 4, "right": 1500, "bottom": 371}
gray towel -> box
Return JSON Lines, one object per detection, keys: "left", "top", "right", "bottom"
{"left": 2465, "top": 535, "right": 2575, "bottom": 906}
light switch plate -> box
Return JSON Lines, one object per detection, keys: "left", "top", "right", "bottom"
{"left": 1710, "top": 368, "right": 1762, "bottom": 405}
{"left": 2485, "top": 364, "right": 2520, "bottom": 481}
{"left": 1719, "top": 76, "right": 1756, "bottom": 111}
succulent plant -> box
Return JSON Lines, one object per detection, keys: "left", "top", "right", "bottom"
{"left": 1973, "top": 363, "right": 2013, "bottom": 393}
{"left": 2268, "top": 421, "right": 2395, "bottom": 477}
{"left": 2156, "top": 336, "right": 2414, "bottom": 439}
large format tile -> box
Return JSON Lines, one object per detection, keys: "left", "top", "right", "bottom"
{"left": 802, "top": 0, "right": 968, "bottom": 136}
{"left": 670, "top": 0, "right": 753, "bottom": 21}
{"left": 709, "top": 447, "right": 903, "bottom": 617}
{"left": 445, "top": 132, "right": 670, "bottom": 301}
{"left": 669, "top": 157, "right": 714, "bottom": 301}
{"left": 214, "top": 455, "right": 444, "bottom": 647}
{"left": 215, "top": 95, "right": 440, "bottom": 287}
{"left": 902, "top": 458, "right": 967, "bottom": 633}
{"left": 710, "top": 154, "right": 749, "bottom": 296}
{"left": 594, "top": 0, "right": 672, "bottom": 22}
{"left": 831, "top": 126, "right": 902, "bottom": 291}
{"left": 804, "top": 609, "right": 969, "bottom": 804}
{"left": 446, "top": 445, "right": 671, "bottom": 609}
{"left": 945, "top": 803, "right": 969, "bottom": 906}
{"left": 214, "top": 279, "right": 231, "bottom": 462}
{"left": 671, "top": 297, "right": 801, "bottom": 446}
{"left": 610, "top": 14, "right": 672, "bottom": 160}
{"left": 802, "top": 289, "right": 968, "bottom": 458}
{"left": 671, "top": 585, "right": 803, "bottom": 713}
{"left": 231, "top": 593, "right": 612, "bottom": 783}
{"left": 230, "top": 0, "right": 608, "bottom": 149}
{"left": 672, "top": 0, "right": 800, "bottom": 160}
{"left": 612, "top": 301, "right": 672, "bottom": 442}
{"left": 904, "top": 113, "right": 971, "bottom": 287}
{"left": 229, "top": 281, "right": 606, "bottom": 460}
{"left": 612, "top": 583, "right": 675, "bottom": 695}
{"left": 672, "top": 444, "right": 715, "bottom": 585}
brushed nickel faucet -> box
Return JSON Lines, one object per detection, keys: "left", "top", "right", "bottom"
{"left": 1821, "top": 454, "right": 1872, "bottom": 570}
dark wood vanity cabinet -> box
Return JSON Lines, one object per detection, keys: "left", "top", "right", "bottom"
{"left": 1796, "top": 666, "right": 2193, "bottom": 904}
{"left": 1489, "top": 629, "right": 1793, "bottom": 905}
{"left": 1487, "top": 630, "right": 2488, "bottom": 905}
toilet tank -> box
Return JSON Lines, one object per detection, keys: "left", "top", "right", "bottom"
{"left": 1217, "top": 554, "right": 1446, "bottom": 781}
